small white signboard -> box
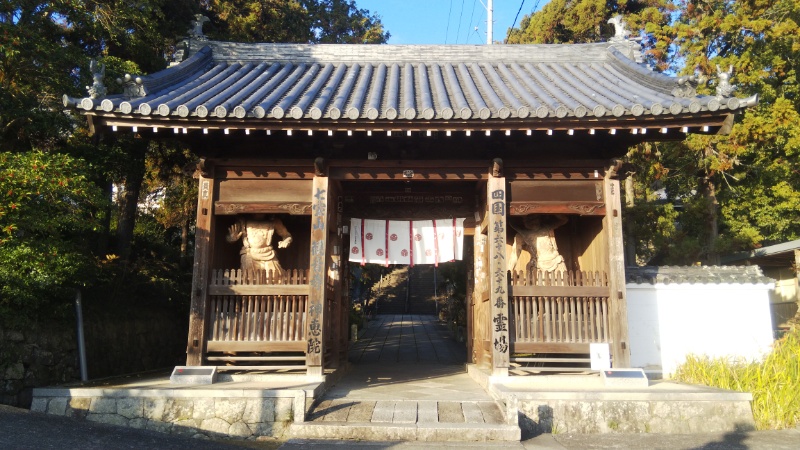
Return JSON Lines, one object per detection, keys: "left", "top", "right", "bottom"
{"left": 590, "top": 343, "right": 611, "bottom": 370}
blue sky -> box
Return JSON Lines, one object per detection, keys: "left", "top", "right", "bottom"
{"left": 355, "top": 1, "right": 547, "bottom": 44}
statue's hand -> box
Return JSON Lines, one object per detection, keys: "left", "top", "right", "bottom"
{"left": 278, "top": 237, "right": 292, "bottom": 248}
{"left": 226, "top": 223, "right": 243, "bottom": 242}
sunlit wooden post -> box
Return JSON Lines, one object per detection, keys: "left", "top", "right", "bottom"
{"left": 187, "top": 161, "right": 215, "bottom": 366}
{"left": 307, "top": 174, "right": 329, "bottom": 377}
{"left": 604, "top": 164, "right": 631, "bottom": 367}
{"left": 488, "top": 170, "right": 510, "bottom": 376}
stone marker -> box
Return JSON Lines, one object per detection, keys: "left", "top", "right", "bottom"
{"left": 601, "top": 368, "right": 649, "bottom": 388}
{"left": 170, "top": 366, "right": 217, "bottom": 385}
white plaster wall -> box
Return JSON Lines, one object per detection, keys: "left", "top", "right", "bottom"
{"left": 627, "top": 283, "right": 774, "bottom": 377}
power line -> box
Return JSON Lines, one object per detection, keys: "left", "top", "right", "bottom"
{"left": 445, "top": 0, "right": 454, "bottom": 44}
{"left": 466, "top": 0, "right": 478, "bottom": 44}
{"left": 511, "top": 0, "right": 527, "bottom": 31}
{"left": 509, "top": 0, "right": 543, "bottom": 40}
{"left": 456, "top": 0, "right": 466, "bottom": 44}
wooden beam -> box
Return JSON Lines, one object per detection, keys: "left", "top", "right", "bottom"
{"left": 214, "top": 202, "right": 312, "bottom": 215}
{"left": 306, "top": 176, "right": 329, "bottom": 376}
{"left": 95, "top": 113, "right": 734, "bottom": 133}
{"left": 208, "top": 285, "right": 310, "bottom": 296}
{"left": 487, "top": 175, "right": 510, "bottom": 376}
{"left": 206, "top": 341, "right": 305, "bottom": 352}
{"left": 509, "top": 202, "right": 606, "bottom": 216}
{"left": 186, "top": 169, "right": 215, "bottom": 365}
{"left": 511, "top": 342, "right": 591, "bottom": 354}
{"left": 604, "top": 174, "right": 631, "bottom": 367}
{"left": 509, "top": 286, "right": 609, "bottom": 297}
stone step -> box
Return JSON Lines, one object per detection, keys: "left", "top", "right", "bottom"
{"left": 290, "top": 399, "right": 520, "bottom": 441}
{"left": 289, "top": 421, "right": 521, "bottom": 441}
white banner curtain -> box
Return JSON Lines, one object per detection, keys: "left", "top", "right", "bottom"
{"left": 348, "top": 218, "right": 466, "bottom": 266}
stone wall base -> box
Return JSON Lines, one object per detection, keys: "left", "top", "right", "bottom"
{"left": 466, "top": 364, "right": 756, "bottom": 437}
{"left": 31, "top": 388, "right": 318, "bottom": 440}
{"left": 516, "top": 399, "right": 755, "bottom": 436}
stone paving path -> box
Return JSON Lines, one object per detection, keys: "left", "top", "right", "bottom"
{"left": 348, "top": 314, "right": 466, "bottom": 365}
{"left": 292, "top": 315, "right": 519, "bottom": 441}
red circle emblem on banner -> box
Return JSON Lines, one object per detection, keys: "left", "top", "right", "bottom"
{"left": 390, "top": 234, "right": 398, "bottom": 241}
{"left": 365, "top": 232, "right": 373, "bottom": 240}
{"left": 401, "top": 249, "right": 408, "bottom": 257}
{"left": 376, "top": 249, "right": 384, "bottom": 256}
{"left": 425, "top": 249, "right": 432, "bottom": 256}
{"left": 351, "top": 247, "right": 359, "bottom": 254}
{"left": 414, "top": 234, "right": 422, "bottom": 241}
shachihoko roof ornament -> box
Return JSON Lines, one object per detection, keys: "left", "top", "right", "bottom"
{"left": 85, "top": 59, "right": 107, "bottom": 99}
{"left": 607, "top": 15, "right": 643, "bottom": 64}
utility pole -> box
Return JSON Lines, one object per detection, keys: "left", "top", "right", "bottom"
{"left": 487, "top": 0, "right": 494, "bottom": 44}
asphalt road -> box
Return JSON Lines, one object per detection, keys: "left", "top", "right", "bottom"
{"left": 2, "top": 405, "right": 798, "bottom": 450}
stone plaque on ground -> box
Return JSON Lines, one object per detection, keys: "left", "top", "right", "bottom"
{"left": 170, "top": 366, "right": 217, "bottom": 384}
{"left": 601, "top": 368, "right": 649, "bottom": 388}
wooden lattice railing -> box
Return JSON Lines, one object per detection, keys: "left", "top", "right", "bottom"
{"left": 205, "top": 269, "right": 310, "bottom": 357}
{"left": 509, "top": 270, "right": 610, "bottom": 354}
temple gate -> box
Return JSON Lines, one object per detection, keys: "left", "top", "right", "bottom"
{"left": 66, "top": 27, "right": 755, "bottom": 377}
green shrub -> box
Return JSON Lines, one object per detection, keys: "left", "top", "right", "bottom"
{"left": 673, "top": 327, "right": 800, "bottom": 430}
{"left": 0, "top": 151, "right": 106, "bottom": 326}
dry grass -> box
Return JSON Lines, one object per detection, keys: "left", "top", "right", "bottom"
{"left": 673, "top": 327, "right": 800, "bottom": 430}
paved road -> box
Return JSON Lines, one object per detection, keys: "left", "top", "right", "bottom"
{"left": 3, "top": 404, "right": 799, "bottom": 450}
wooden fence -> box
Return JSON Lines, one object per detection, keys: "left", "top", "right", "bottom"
{"left": 509, "top": 270, "right": 610, "bottom": 355}
{"left": 205, "top": 269, "right": 310, "bottom": 357}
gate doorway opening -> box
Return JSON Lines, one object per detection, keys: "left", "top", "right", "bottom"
{"left": 341, "top": 178, "right": 476, "bottom": 367}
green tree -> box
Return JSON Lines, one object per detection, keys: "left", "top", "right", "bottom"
{"left": 626, "top": 0, "right": 800, "bottom": 264}
{"left": 0, "top": 151, "right": 105, "bottom": 325}
{"left": 304, "top": 0, "right": 389, "bottom": 43}
{"left": 204, "top": 0, "right": 388, "bottom": 43}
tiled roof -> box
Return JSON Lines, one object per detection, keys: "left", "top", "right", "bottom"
{"left": 626, "top": 266, "right": 775, "bottom": 285}
{"left": 69, "top": 40, "right": 756, "bottom": 125}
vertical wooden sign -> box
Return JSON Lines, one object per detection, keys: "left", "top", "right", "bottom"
{"left": 604, "top": 174, "right": 631, "bottom": 367}
{"left": 186, "top": 172, "right": 215, "bottom": 366}
{"left": 487, "top": 176, "right": 510, "bottom": 376}
{"left": 307, "top": 176, "right": 329, "bottom": 376}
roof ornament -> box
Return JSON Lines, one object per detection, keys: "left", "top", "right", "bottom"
{"left": 117, "top": 73, "right": 146, "bottom": 99}
{"left": 190, "top": 14, "right": 210, "bottom": 40}
{"left": 674, "top": 74, "right": 705, "bottom": 98}
{"left": 606, "top": 15, "right": 644, "bottom": 64}
{"left": 713, "top": 65, "right": 736, "bottom": 99}
{"left": 607, "top": 15, "right": 630, "bottom": 42}
{"left": 86, "top": 59, "right": 107, "bottom": 99}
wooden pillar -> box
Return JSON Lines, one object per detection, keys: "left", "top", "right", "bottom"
{"left": 472, "top": 227, "right": 490, "bottom": 368}
{"left": 186, "top": 166, "right": 215, "bottom": 366}
{"left": 328, "top": 187, "right": 343, "bottom": 368}
{"left": 604, "top": 172, "right": 631, "bottom": 367}
{"left": 466, "top": 267, "right": 474, "bottom": 364}
{"left": 307, "top": 175, "right": 329, "bottom": 377}
{"left": 487, "top": 175, "right": 510, "bottom": 376}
